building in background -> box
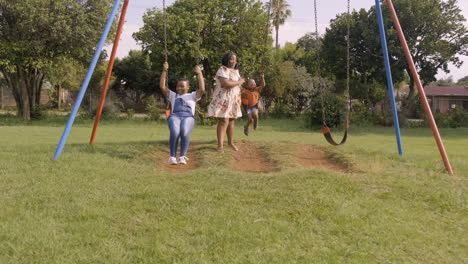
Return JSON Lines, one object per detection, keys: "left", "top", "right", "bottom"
{"left": 398, "top": 85, "right": 468, "bottom": 114}
{"left": 425, "top": 86, "right": 468, "bottom": 113}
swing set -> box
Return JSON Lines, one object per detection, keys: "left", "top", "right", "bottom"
{"left": 52, "top": 0, "right": 453, "bottom": 175}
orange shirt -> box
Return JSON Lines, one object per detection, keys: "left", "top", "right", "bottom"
{"left": 241, "top": 87, "right": 263, "bottom": 108}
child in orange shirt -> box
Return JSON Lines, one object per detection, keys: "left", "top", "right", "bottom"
{"left": 241, "top": 73, "right": 265, "bottom": 136}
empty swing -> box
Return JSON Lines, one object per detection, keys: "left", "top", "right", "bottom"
{"left": 313, "top": 0, "right": 352, "bottom": 146}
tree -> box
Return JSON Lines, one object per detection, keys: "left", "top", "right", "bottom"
{"left": 0, "top": 0, "right": 117, "bottom": 119}
{"left": 296, "top": 32, "right": 321, "bottom": 75}
{"left": 279, "top": 42, "right": 305, "bottom": 63}
{"left": 381, "top": 0, "right": 468, "bottom": 99}
{"left": 431, "top": 76, "right": 455, "bottom": 86}
{"left": 297, "top": 32, "right": 321, "bottom": 52}
{"left": 321, "top": 0, "right": 468, "bottom": 109}
{"left": 260, "top": 56, "right": 292, "bottom": 110}
{"left": 112, "top": 50, "right": 158, "bottom": 109}
{"left": 134, "top": 0, "right": 272, "bottom": 98}
{"left": 270, "top": 0, "right": 292, "bottom": 49}
{"left": 292, "top": 65, "right": 316, "bottom": 112}
{"left": 458, "top": 75, "right": 468, "bottom": 85}
{"left": 322, "top": 8, "right": 390, "bottom": 104}
{"left": 266, "top": 60, "right": 317, "bottom": 111}
{"left": 81, "top": 61, "right": 120, "bottom": 117}
{"left": 45, "top": 57, "right": 83, "bottom": 109}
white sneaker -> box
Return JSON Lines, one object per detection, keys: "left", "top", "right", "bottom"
{"left": 178, "top": 156, "right": 189, "bottom": 165}
{"left": 168, "top": 157, "right": 178, "bottom": 165}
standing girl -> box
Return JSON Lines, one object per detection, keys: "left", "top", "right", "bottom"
{"left": 207, "top": 51, "right": 245, "bottom": 153}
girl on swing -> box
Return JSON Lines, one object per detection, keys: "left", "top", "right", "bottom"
{"left": 160, "top": 62, "right": 205, "bottom": 165}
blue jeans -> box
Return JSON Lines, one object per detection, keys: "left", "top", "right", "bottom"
{"left": 168, "top": 114, "right": 195, "bottom": 157}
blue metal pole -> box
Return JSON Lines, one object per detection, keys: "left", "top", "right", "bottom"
{"left": 375, "top": 0, "right": 403, "bottom": 155}
{"left": 53, "top": 0, "right": 123, "bottom": 160}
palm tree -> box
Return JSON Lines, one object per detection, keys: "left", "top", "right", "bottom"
{"left": 270, "top": 0, "right": 292, "bottom": 49}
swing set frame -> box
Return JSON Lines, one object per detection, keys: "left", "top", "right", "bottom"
{"left": 52, "top": 0, "right": 453, "bottom": 175}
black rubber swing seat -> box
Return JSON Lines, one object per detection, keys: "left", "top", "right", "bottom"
{"left": 322, "top": 121, "right": 349, "bottom": 146}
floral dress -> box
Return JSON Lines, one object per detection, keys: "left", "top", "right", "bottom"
{"left": 207, "top": 66, "right": 242, "bottom": 118}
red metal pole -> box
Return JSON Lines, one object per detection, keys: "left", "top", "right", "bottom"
{"left": 90, "top": 0, "right": 130, "bottom": 145}
{"left": 385, "top": 0, "right": 453, "bottom": 175}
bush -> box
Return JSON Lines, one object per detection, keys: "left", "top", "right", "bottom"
{"left": 430, "top": 109, "right": 468, "bottom": 128}
{"left": 305, "top": 93, "right": 346, "bottom": 128}
{"left": 82, "top": 89, "right": 121, "bottom": 119}
{"left": 350, "top": 102, "right": 377, "bottom": 127}
{"left": 409, "top": 97, "right": 425, "bottom": 119}
{"left": 195, "top": 104, "right": 217, "bottom": 126}
{"left": 30, "top": 105, "right": 47, "bottom": 120}
{"left": 3, "top": 106, "right": 17, "bottom": 112}
{"left": 47, "top": 86, "right": 59, "bottom": 108}
{"left": 448, "top": 108, "right": 468, "bottom": 128}
{"left": 145, "top": 95, "right": 161, "bottom": 121}
{"left": 433, "top": 113, "right": 450, "bottom": 128}
{"left": 397, "top": 111, "right": 408, "bottom": 128}
{"left": 126, "top": 108, "right": 135, "bottom": 119}
{"left": 269, "top": 102, "right": 295, "bottom": 118}
{"left": 61, "top": 105, "right": 74, "bottom": 112}
{"left": 83, "top": 99, "right": 120, "bottom": 119}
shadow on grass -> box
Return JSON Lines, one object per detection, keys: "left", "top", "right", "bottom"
{"left": 347, "top": 127, "right": 468, "bottom": 139}
{"left": 64, "top": 140, "right": 218, "bottom": 161}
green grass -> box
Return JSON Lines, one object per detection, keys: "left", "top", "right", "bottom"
{"left": 0, "top": 116, "right": 467, "bottom": 263}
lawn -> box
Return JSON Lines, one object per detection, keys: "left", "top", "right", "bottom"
{"left": 0, "top": 116, "right": 466, "bottom": 263}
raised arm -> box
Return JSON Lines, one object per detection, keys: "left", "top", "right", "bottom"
{"left": 159, "top": 62, "right": 170, "bottom": 98}
{"left": 257, "top": 73, "right": 266, "bottom": 92}
{"left": 195, "top": 65, "right": 205, "bottom": 100}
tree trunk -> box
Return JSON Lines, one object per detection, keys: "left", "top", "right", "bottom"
{"left": 57, "top": 84, "right": 62, "bottom": 109}
{"left": 407, "top": 69, "right": 416, "bottom": 99}
{"left": 11, "top": 71, "right": 31, "bottom": 120}
{"left": 4, "top": 66, "right": 45, "bottom": 120}
{"left": 29, "top": 68, "right": 44, "bottom": 107}
{"left": 275, "top": 24, "right": 279, "bottom": 49}
{"left": 0, "top": 85, "right": 3, "bottom": 110}
{"left": 364, "top": 74, "right": 370, "bottom": 106}
{"left": 402, "top": 69, "right": 416, "bottom": 117}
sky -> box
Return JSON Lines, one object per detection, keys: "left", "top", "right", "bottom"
{"left": 105, "top": 0, "right": 468, "bottom": 81}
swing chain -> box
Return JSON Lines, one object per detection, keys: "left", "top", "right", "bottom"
{"left": 262, "top": 0, "right": 272, "bottom": 72}
{"left": 346, "top": 0, "right": 351, "bottom": 116}
{"left": 163, "top": 0, "right": 170, "bottom": 102}
{"left": 163, "top": 0, "right": 168, "bottom": 63}
{"left": 314, "top": 0, "right": 326, "bottom": 125}
{"left": 196, "top": 0, "right": 203, "bottom": 67}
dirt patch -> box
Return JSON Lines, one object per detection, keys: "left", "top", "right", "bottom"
{"left": 231, "top": 141, "right": 278, "bottom": 173}
{"left": 159, "top": 145, "right": 200, "bottom": 173}
{"left": 293, "top": 144, "right": 348, "bottom": 173}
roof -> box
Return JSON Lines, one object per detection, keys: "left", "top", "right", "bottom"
{"left": 424, "top": 86, "right": 468, "bottom": 96}
{"left": 398, "top": 85, "right": 468, "bottom": 97}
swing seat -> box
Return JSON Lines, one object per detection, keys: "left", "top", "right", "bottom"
{"left": 322, "top": 121, "right": 349, "bottom": 146}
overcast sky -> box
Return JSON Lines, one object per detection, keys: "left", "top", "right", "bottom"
{"left": 105, "top": 0, "right": 468, "bottom": 81}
